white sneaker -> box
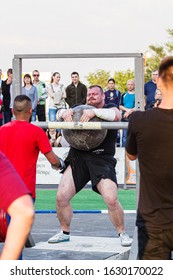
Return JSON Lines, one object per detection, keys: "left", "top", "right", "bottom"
{"left": 119, "top": 232, "right": 132, "bottom": 247}
{"left": 48, "top": 231, "right": 70, "bottom": 244}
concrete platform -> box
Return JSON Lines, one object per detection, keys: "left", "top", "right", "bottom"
{"left": 29, "top": 236, "right": 130, "bottom": 259}
{"left": 21, "top": 212, "right": 135, "bottom": 260}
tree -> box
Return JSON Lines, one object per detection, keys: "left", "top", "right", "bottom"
{"left": 113, "top": 70, "right": 134, "bottom": 93}
{"left": 86, "top": 69, "right": 134, "bottom": 93}
{"left": 86, "top": 69, "right": 110, "bottom": 90}
{"left": 165, "top": 28, "right": 173, "bottom": 53}
{"left": 144, "top": 46, "right": 166, "bottom": 82}
{"left": 145, "top": 28, "right": 173, "bottom": 81}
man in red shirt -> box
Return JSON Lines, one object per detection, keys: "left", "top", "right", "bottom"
{"left": 0, "top": 95, "right": 63, "bottom": 199}
{"left": 0, "top": 151, "right": 34, "bottom": 260}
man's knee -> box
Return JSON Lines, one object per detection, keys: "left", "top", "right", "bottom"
{"left": 56, "top": 183, "right": 75, "bottom": 207}
{"left": 103, "top": 193, "right": 119, "bottom": 210}
{"left": 57, "top": 190, "right": 68, "bottom": 207}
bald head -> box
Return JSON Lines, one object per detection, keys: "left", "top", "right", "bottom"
{"left": 126, "top": 79, "right": 135, "bottom": 92}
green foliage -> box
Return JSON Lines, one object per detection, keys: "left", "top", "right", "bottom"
{"left": 113, "top": 70, "right": 134, "bottom": 93}
{"left": 86, "top": 68, "right": 134, "bottom": 93}
{"left": 86, "top": 69, "right": 110, "bottom": 89}
{"left": 145, "top": 28, "right": 173, "bottom": 82}
{"left": 145, "top": 45, "right": 166, "bottom": 82}
{"left": 165, "top": 28, "right": 173, "bottom": 52}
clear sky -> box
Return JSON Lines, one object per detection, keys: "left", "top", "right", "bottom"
{"left": 1, "top": 0, "right": 173, "bottom": 85}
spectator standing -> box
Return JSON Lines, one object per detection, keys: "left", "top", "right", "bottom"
{"left": 104, "top": 78, "right": 121, "bottom": 106}
{"left": 0, "top": 95, "right": 63, "bottom": 201}
{"left": 126, "top": 56, "right": 173, "bottom": 260}
{"left": 32, "top": 70, "right": 48, "bottom": 121}
{"left": 1, "top": 68, "right": 13, "bottom": 123}
{"left": 119, "top": 79, "right": 135, "bottom": 147}
{"left": 148, "top": 89, "right": 162, "bottom": 109}
{"left": 47, "top": 72, "right": 66, "bottom": 121}
{"left": 0, "top": 151, "right": 34, "bottom": 260}
{"left": 65, "top": 71, "right": 87, "bottom": 107}
{"left": 104, "top": 78, "right": 121, "bottom": 146}
{"left": 144, "top": 69, "right": 158, "bottom": 110}
{"left": 46, "top": 128, "right": 62, "bottom": 147}
{"left": 22, "top": 74, "right": 38, "bottom": 121}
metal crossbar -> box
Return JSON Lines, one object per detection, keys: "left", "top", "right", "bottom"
{"left": 14, "top": 53, "right": 142, "bottom": 59}
{"left": 31, "top": 121, "right": 129, "bottom": 130}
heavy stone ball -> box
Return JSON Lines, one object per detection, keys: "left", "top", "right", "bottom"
{"left": 63, "top": 105, "right": 107, "bottom": 150}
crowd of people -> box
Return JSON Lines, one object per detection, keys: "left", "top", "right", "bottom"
{"left": 1, "top": 58, "right": 170, "bottom": 260}
{"left": 0, "top": 68, "right": 162, "bottom": 147}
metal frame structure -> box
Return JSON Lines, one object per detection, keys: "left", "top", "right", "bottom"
{"left": 12, "top": 52, "right": 144, "bottom": 259}
{"left": 12, "top": 52, "right": 144, "bottom": 110}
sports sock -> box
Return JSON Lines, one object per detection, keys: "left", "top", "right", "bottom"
{"left": 63, "top": 231, "right": 70, "bottom": 235}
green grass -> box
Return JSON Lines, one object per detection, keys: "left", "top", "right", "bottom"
{"left": 35, "top": 188, "right": 136, "bottom": 211}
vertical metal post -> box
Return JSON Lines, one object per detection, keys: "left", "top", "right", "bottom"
{"left": 124, "top": 55, "right": 144, "bottom": 191}
{"left": 134, "top": 56, "right": 144, "bottom": 202}
{"left": 129, "top": 56, "right": 144, "bottom": 260}
{"left": 12, "top": 57, "right": 22, "bottom": 101}
{"left": 134, "top": 57, "right": 144, "bottom": 111}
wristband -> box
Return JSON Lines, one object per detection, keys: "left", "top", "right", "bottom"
{"left": 59, "top": 157, "right": 66, "bottom": 170}
{"left": 51, "top": 157, "right": 65, "bottom": 171}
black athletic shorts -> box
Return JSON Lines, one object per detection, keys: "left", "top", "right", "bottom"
{"left": 64, "top": 148, "right": 118, "bottom": 194}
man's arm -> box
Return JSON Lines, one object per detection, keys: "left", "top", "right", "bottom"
{"left": 125, "top": 112, "right": 138, "bottom": 160}
{"left": 44, "top": 150, "right": 65, "bottom": 170}
{"left": 56, "top": 108, "right": 74, "bottom": 122}
{"left": 81, "top": 84, "right": 87, "bottom": 104}
{"left": 80, "top": 107, "right": 121, "bottom": 122}
{"left": 111, "top": 106, "right": 122, "bottom": 121}
{"left": 0, "top": 195, "right": 34, "bottom": 260}
{"left": 57, "top": 106, "right": 122, "bottom": 122}
{"left": 119, "top": 104, "right": 128, "bottom": 112}
{"left": 126, "top": 151, "right": 137, "bottom": 161}
{"left": 61, "top": 84, "right": 66, "bottom": 99}
{"left": 32, "top": 87, "right": 38, "bottom": 110}
{"left": 65, "top": 85, "right": 71, "bottom": 106}
{"left": 144, "top": 84, "right": 147, "bottom": 109}
{"left": 119, "top": 105, "right": 135, "bottom": 119}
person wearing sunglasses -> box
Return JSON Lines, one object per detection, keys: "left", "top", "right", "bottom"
{"left": 32, "top": 70, "right": 48, "bottom": 122}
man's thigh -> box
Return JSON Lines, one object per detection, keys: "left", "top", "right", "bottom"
{"left": 58, "top": 165, "right": 76, "bottom": 200}
{"left": 88, "top": 156, "right": 117, "bottom": 193}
